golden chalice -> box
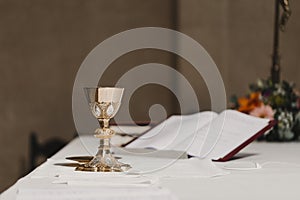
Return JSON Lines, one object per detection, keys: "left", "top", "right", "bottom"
{"left": 77, "top": 87, "right": 131, "bottom": 172}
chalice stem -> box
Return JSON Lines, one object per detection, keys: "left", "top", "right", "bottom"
{"left": 100, "top": 119, "right": 110, "bottom": 129}
{"left": 97, "top": 138, "right": 111, "bottom": 158}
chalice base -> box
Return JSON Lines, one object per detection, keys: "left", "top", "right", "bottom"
{"left": 75, "top": 155, "right": 131, "bottom": 172}
{"left": 75, "top": 133, "right": 131, "bottom": 172}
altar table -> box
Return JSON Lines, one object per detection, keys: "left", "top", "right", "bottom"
{"left": 1, "top": 136, "right": 300, "bottom": 200}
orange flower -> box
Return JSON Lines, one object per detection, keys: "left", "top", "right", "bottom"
{"left": 238, "top": 92, "right": 262, "bottom": 113}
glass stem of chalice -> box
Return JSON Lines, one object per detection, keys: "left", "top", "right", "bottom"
{"left": 77, "top": 87, "right": 131, "bottom": 172}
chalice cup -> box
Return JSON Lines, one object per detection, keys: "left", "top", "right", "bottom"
{"left": 78, "top": 87, "right": 131, "bottom": 172}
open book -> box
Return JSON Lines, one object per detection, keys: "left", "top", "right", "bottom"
{"left": 126, "top": 110, "right": 275, "bottom": 161}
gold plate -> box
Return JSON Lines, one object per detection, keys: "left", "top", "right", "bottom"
{"left": 54, "top": 163, "right": 83, "bottom": 167}
{"left": 66, "top": 155, "right": 122, "bottom": 164}
{"left": 66, "top": 156, "right": 93, "bottom": 163}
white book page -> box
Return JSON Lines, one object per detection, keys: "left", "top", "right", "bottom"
{"left": 127, "top": 111, "right": 218, "bottom": 151}
{"left": 203, "top": 110, "right": 270, "bottom": 160}
{"left": 127, "top": 110, "right": 270, "bottom": 160}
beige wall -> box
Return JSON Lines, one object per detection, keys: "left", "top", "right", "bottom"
{"left": 1, "top": 0, "right": 299, "bottom": 192}
{"left": 179, "top": 0, "right": 300, "bottom": 109}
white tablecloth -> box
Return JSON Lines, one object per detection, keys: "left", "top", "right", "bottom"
{"left": 2, "top": 136, "right": 300, "bottom": 200}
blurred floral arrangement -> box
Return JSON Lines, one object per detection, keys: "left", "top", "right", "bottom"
{"left": 230, "top": 0, "right": 298, "bottom": 141}
{"left": 231, "top": 78, "right": 300, "bottom": 141}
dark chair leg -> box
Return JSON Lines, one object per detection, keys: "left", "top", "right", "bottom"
{"left": 29, "top": 132, "right": 38, "bottom": 171}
